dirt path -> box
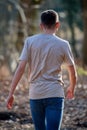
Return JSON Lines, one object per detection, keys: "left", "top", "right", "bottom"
{"left": 0, "top": 72, "right": 87, "bottom": 130}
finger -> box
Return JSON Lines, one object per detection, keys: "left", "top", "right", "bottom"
{"left": 6, "top": 97, "right": 14, "bottom": 109}
{"left": 7, "top": 100, "right": 13, "bottom": 109}
{"left": 7, "top": 103, "right": 12, "bottom": 109}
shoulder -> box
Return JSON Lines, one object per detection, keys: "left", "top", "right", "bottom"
{"left": 26, "top": 34, "right": 41, "bottom": 41}
{"left": 54, "top": 35, "right": 70, "bottom": 48}
{"left": 55, "top": 35, "right": 68, "bottom": 43}
{"left": 23, "top": 34, "right": 42, "bottom": 50}
{"left": 24, "top": 34, "right": 40, "bottom": 46}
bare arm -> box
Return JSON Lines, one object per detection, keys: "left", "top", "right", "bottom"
{"left": 6, "top": 60, "right": 27, "bottom": 109}
{"left": 66, "top": 65, "right": 77, "bottom": 99}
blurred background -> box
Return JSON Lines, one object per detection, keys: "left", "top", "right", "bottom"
{"left": 0, "top": 0, "right": 87, "bottom": 76}
{"left": 0, "top": 0, "right": 87, "bottom": 129}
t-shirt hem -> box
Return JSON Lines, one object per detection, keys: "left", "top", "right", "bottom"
{"left": 29, "top": 95, "right": 65, "bottom": 100}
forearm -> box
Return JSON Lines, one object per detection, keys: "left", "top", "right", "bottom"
{"left": 68, "top": 65, "right": 77, "bottom": 91}
{"left": 9, "top": 67, "right": 24, "bottom": 96}
{"left": 8, "top": 61, "right": 27, "bottom": 97}
{"left": 66, "top": 65, "right": 77, "bottom": 99}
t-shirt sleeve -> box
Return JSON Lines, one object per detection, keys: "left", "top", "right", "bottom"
{"left": 64, "top": 42, "right": 75, "bottom": 66}
{"left": 19, "top": 38, "right": 29, "bottom": 62}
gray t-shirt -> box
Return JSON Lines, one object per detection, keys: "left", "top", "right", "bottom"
{"left": 19, "top": 33, "right": 75, "bottom": 99}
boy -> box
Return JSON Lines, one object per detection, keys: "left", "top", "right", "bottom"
{"left": 6, "top": 10, "right": 77, "bottom": 130}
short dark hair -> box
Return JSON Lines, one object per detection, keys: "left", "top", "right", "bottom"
{"left": 41, "top": 10, "right": 59, "bottom": 29}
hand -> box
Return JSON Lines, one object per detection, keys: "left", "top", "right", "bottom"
{"left": 66, "top": 86, "right": 74, "bottom": 99}
{"left": 6, "top": 95, "right": 14, "bottom": 110}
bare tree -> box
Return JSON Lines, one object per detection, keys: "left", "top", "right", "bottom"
{"left": 82, "top": 0, "right": 87, "bottom": 66}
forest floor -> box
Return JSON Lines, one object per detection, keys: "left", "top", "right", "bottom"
{"left": 0, "top": 66, "right": 87, "bottom": 130}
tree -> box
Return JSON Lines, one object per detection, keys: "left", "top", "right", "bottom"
{"left": 81, "top": 0, "right": 87, "bottom": 66}
{"left": 0, "top": 0, "right": 20, "bottom": 72}
{"left": 17, "top": 0, "right": 44, "bottom": 49}
{"left": 0, "top": 0, "right": 44, "bottom": 72}
{"left": 60, "top": 0, "right": 82, "bottom": 57}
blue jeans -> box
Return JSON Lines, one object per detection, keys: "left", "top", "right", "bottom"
{"left": 30, "top": 97, "right": 64, "bottom": 130}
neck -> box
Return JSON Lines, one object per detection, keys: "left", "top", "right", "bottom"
{"left": 43, "top": 28, "right": 56, "bottom": 35}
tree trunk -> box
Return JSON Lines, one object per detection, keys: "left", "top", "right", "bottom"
{"left": 82, "top": 0, "right": 87, "bottom": 66}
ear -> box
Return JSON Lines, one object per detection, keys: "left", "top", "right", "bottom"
{"left": 55, "top": 22, "right": 60, "bottom": 29}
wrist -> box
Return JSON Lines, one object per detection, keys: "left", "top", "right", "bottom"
{"left": 8, "top": 93, "right": 14, "bottom": 98}
{"left": 68, "top": 85, "right": 75, "bottom": 92}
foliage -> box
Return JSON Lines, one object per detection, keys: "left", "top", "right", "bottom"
{"left": 60, "top": 0, "right": 83, "bottom": 30}
{"left": 32, "top": 0, "right": 43, "bottom": 4}
{"left": 77, "top": 66, "right": 87, "bottom": 76}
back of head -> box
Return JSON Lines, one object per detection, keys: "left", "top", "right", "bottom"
{"left": 41, "top": 10, "right": 59, "bottom": 29}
